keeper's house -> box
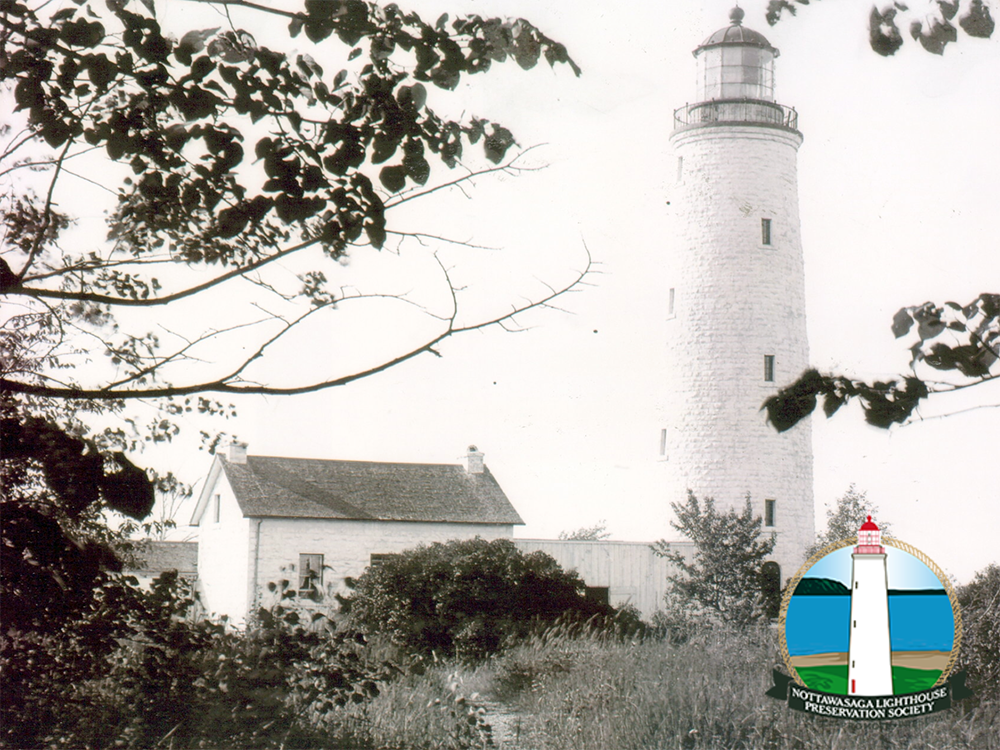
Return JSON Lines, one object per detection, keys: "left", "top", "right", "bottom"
{"left": 190, "top": 443, "right": 521, "bottom": 623}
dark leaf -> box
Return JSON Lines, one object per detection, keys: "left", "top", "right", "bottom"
{"left": 960, "top": 0, "right": 996, "bottom": 37}
{"left": 364, "top": 215, "right": 386, "bottom": 249}
{"left": 60, "top": 18, "right": 105, "bottom": 48}
{"left": 379, "top": 165, "right": 407, "bottom": 192}
{"left": 214, "top": 205, "right": 249, "bottom": 238}
{"left": 870, "top": 6, "right": 904, "bottom": 55}
{"left": 177, "top": 27, "right": 220, "bottom": 59}
{"left": 891, "top": 308, "right": 914, "bottom": 338}
{"left": 937, "top": 0, "right": 959, "bottom": 20}
{"left": 483, "top": 125, "right": 515, "bottom": 164}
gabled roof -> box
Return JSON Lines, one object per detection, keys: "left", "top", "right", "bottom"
{"left": 129, "top": 540, "right": 198, "bottom": 577}
{"left": 195, "top": 455, "right": 523, "bottom": 526}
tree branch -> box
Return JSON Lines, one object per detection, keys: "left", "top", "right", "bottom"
{"left": 0, "top": 247, "right": 593, "bottom": 399}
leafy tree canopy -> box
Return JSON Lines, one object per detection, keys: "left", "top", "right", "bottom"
{"left": 1, "top": 0, "right": 584, "bottom": 615}
{"left": 764, "top": 293, "right": 999, "bottom": 431}
{"left": 652, "top": 492, "right": 776, "bottom": 627}
{"left": 805, "top": 484, "right": 891, "bottom": 559}
{"left": 0, "top": 0, "right": 585, "bottom": 406}
{"left": 766, "top": 0, "right": 995, "bottom": 56}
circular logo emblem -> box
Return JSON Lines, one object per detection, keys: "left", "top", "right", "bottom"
{"left": 780, "top": 530, "right": 961, "bottom": 698}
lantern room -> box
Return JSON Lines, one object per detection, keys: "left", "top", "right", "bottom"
{"left": 694, "top": 7, "right": 778, "bottom": 103}
{"left": 856, "top": 516, "right": 885, "bottom": 554}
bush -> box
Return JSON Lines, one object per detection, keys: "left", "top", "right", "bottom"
{"left": 957, "top": 563, "right": 1000, "bottom": 702}
{"left": 0, "top": 572, "right": 397, "bottom": 749}
{"left": 346, "top": 537, "right": 618, "bottom": 659}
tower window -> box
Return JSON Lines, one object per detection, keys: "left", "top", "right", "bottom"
{"left": 667, "top": 288, "right": 676, "bottom": 318}
{"left": 659, "top": 428, "right": 667, "bottom": 457}
{"left": 761, "top": 218, "right": 772, "bottom": 246}
{"left": 764, "top": 355, "right": 775, "bottom": 382}
{"left": 765, "top": 498, "right": 776, "bottom": 527}
{"left": 676, "top": 156, "right": 684, "bottom": 183}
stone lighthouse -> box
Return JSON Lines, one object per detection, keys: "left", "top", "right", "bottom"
{"left": 663, "top": 7, "right": 814, "bottom": 582}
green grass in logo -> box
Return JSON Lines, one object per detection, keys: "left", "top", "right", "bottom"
{"left": 796, "top": 665, "right": 943, "bottom": 696}
{"left": 796, "top": 665, "right": 848, "bottom": 694}
{"left": 892, "top": 666, "right": 942, "bottom": 694}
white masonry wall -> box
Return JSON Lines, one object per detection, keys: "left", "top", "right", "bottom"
{"left": 665, "top": 124, "right": 815, "bottom": 582}
{"left": 249, "top": 518, "right": 514, "bottom": 616}
{"left": 195, "top": 474, "right": 251, "bottom": 622}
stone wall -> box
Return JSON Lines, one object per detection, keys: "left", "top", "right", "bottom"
{"left": 665, "top": 123, "right": 815, "bottom": 581}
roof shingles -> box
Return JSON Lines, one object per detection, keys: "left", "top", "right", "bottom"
{"left": 221, "top": 456, "right": 523, "bottom": 525}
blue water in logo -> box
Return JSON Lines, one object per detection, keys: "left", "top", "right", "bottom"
{"left": 786, "top": 594, "right": 954, "bottom": 655}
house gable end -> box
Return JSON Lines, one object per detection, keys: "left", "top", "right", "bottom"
{"left": 190, "top": 456, "right": 225, "bottom": 526}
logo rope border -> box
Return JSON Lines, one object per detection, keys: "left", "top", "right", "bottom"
{"left": 778, "top": 536, "right": 962, "bottom": 690}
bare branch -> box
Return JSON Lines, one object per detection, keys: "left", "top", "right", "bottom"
{"left": 0, "top": 246, "right": 594, "bottom": 399}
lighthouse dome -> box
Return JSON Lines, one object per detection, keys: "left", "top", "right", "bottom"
{"left": 690, "top": 8, "right": 780, "bottom": 104}
{"left": 697, "top": 7, "right": 778, "bottom": 54}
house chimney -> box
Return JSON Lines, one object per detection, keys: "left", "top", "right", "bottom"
{"left": 228, "top": 441, "right": 248, "bottom": 465}
{"left": 465, "top": 445, "right": 484, "bottom": 474}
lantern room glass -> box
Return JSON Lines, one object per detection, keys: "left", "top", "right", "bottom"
{"left": 696, "top": 45, "right": 775, "bottom": 102}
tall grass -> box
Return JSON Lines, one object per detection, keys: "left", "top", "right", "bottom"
{"left": 474, "top": 624, "right": 999, "bottom": 750}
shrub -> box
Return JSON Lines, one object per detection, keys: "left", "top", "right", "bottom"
{"left": 957, "top": 563, "right": 1000, "bottom": 702}
{"left": 346, "top": 537, "right": 617, "bottom": 659}
{"left": 0, "top": 571, "right": 397, "bottom": 749}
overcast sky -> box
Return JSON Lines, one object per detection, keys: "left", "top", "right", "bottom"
{"left": 111, "top": 0, "right": 1000, "bottom": 584}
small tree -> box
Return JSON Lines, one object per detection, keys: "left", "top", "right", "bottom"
{"left": 652, "top": 492, "right": 776, "bottom": 627}
{"left": 806, "top": 485, "right": 891, "bottom": 559}
{"left": 347, "top": 537, "right": 614, "bottom": 659}
{"left": 558, "top": 520, "right": 611, "bottom": 541}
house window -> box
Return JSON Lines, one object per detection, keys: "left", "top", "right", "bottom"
{"left": 667, "top": 287, "right": 676, "bottom": 318}
{"left": 299, "top": 553, "right": 323, "bottom": 594}
{"left": 585, "top": 586, "right": 610, "bottom": 606}
{"left": 765, "top": 498, "right": 776, "bottom": 527}
{"left": 764, "top": 355, "right": 775, "bottom": 382}
{"left": 761, "top": 218, "right": 772, "bottom": 246}
{"left": 369, "top": 553, "right": 397, "bottom": 567}
{"left": 659, "top": 428, "right": 668, "bottom": 457}
{"left": 212, "top": 493, "right": 221, "bottom": 524}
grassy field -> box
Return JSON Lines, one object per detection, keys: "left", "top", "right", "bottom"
{"left": 357, "top": 625, "right": 998, "bottom": 750}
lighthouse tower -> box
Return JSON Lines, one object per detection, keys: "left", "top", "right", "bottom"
{"left": 847, "top": 516, "right": 894, "bottom": 696}
{"left": 664, "top": 7, "right": 814, "bottom": 580}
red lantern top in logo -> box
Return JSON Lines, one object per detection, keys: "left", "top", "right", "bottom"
{"left": 856, "top": 516, "right": 885, "bottom": 554}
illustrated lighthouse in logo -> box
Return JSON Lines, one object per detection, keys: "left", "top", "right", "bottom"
{"left": 664, "top": 7, "right": 814, "bottom": 580}
{"left": 847, "top": 516, "right": 893, "bottom": 696}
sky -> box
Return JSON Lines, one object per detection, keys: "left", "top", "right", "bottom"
{"left": 805, "top": 546, "right": 946, "bottom": 591}
{"left": 13, "top": 0, "right": 997, "bottom": 585}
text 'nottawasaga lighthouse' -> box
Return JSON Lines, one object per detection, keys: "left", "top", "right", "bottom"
{"left": 663, "top": 7, "right": 814, "bottom": 581}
